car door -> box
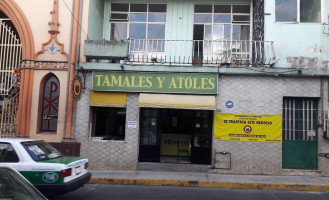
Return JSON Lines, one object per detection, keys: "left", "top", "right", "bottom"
{"left": 0, "top": 142, "right": 22, "bottom": 170}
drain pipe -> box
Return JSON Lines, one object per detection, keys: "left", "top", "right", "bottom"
{"left": 321, "top": 77, "right": 325, "bottom": 138}
{"left": 64, "top": 0, "right": 81, "bottom": 140}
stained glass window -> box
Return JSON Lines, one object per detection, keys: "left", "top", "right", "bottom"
{"left": 40, "top": 75, "right": 60, "bottom": 132}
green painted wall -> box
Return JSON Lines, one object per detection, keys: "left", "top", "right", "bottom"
{"left": 88, "top": 0, "right": 105, "bottom": 40}
{"left": 264, "top": 0, "right": 329, "bottom": 68}
{"left": 100, "top": 0, "right": 249, "bottom": 41}
{"left": 99, "top": 0, "right": 249, "bottom": 62}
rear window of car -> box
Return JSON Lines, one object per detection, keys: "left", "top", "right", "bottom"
{"left": 21, "top": 141, "right": 62, "bottom": 161}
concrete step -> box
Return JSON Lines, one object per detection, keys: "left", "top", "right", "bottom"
{"left": 137, "top": 162, "right": 210, "bottom": 173}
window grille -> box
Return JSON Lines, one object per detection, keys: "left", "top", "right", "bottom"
{"left": 282, "top": 98, "right": 318, "bottom": 141}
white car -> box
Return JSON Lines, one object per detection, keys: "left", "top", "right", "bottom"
{"left": 0, "top": 166, "right": 47, "bottom": 200}
{"left": 0, "top": 138, "right": 91, "bottom": 196}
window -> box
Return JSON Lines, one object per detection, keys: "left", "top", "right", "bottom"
{"left": 193, "top": 4, "right": 251, "bottom": 63}
{"left": 110, "top": 3, "right": 166, "bottom": 42}
{"left": 91, "top": 107, "right": 126, "bottom": 141}
{"left": 282, "top": 98, "right": 318, "bottom": 141}
{"left": 21, "top": 141, "right": 62, "bottom": 161}
{"left": 275, "top": 0, "right": 321, "bottom": 23}
{"left": 40, "top": 75, "right": 60, "bottom": 132}
{"left": 194, "top": 4, "right": 250, "bottom": 41}
{"left": 0, "top": 143, "right": 19, "bottom": 163}
{"left": 140, "top": 108, "right": 158, "bottom": 145}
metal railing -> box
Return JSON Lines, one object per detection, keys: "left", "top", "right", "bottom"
{"left": 0, "top": 18, "right": 21, "bottom": 138}
{"left": 0, "top": 19, "right": 22, "bottom": 95}
{"left": 128, "top": 39, "right": 278, "bottom": 67}
{"left": 0, "top": 93, "right": 18, "bottom": 138}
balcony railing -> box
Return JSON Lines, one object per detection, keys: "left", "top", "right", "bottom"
{"left": 127, "top": 39, "right": 278, "bottom": 67}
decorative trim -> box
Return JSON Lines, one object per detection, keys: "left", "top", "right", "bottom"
{"left": 0, "top": 0, "right": 36, "bottom": 137}
{"left": 72, "top": 75, "right": 83, "bottom": 100}
{"left": 49, "top": 0, "right": 60, "bottom": 32}
{"left": 21, "top": 60, "right": 68, "bottom": 70}
{"left": 35, "top": 0, "right": 68, "bottom": 61}
{"left": 0, "top": 1, "right": 35, "bottom": 59}
{"left": 35, "top": 33, "right": 69, "bottom": 61}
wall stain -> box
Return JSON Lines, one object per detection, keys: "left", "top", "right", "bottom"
{"left": 286, "top": 57, "right": 326, "bottom": 69}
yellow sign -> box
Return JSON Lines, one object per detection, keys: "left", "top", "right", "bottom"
{"left": 214, "top": 113, "right": 282, "bottom": 142}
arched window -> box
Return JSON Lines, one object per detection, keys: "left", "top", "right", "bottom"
{"left": 40, "top": 75, "right": 60, "bottom": 132}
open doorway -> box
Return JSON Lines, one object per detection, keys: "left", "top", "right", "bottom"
{"left": 193, "top": 24, "right": 204, "bottom": 65}
{"left": 139, "top": 108, "right": 213, "bottom": 165}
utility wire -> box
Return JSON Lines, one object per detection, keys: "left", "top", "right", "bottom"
{"left": 61, "top": 0, "right": 89, "bottom": 40}
{"left": 89, "top": 0, "right": 104, "bottom": 15}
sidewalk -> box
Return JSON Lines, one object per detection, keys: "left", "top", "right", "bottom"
{"left": 89, "top": 170, "right": 329, "bottom": 192}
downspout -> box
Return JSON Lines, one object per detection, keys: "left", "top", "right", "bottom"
{"left": 64, "top": 0, "right": 81, "bottom": 139}
{"left": 70, "top": 0, "right": 84, "bottom": 138}
{"left": 321, "top": 77, "right": 325, "bottom": 138}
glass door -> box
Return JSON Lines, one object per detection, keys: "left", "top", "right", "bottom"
{"left": 139, "top": 108, "right": 160, "bottom": 162}
{"left": 191, "top": 110, "right": 213, "bottom": 164}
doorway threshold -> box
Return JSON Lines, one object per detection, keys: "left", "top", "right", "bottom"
{"left": 137, "top": 162, "right": 211, "bottom": 173}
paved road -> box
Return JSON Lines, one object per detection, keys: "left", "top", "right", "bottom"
{"left": 51, "top": 184, "right": 329, "bottom": 200}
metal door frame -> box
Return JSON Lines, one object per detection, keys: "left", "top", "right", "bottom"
{"left": 0, "top": 18, "right": 22, "bottom": 138}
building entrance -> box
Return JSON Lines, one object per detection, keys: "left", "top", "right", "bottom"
{"left": 139, "top": 108, "right": 213, "bottom": 165}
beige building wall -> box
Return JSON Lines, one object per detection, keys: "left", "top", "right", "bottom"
{"left": 10, "top": 0, "right": 74, "bottom": 141}
{"left": 15, "top": 0, "right": 73, "bottom": 54}
{"left": 29, "top": 70, "right": 68, "bottom": 143}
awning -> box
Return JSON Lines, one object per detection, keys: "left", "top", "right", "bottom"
{"left": 90, "top": 91, "right": 127, "bottom": 107}
{"left": 138, "top": 93, "right": 216, "bottom": 110}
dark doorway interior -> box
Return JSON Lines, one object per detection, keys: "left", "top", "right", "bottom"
{"left": 139, "top": 108, "right": 213, "bottom": 165}
{"left": 193, "top": 24, "right": 204, "bottom": 65}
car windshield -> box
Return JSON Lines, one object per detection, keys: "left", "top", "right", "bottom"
{"left": 0, "top": 167, "right": 46, "bottom": 200}
{"left": 21, "top": 141, "right": 63, "bottom": 161}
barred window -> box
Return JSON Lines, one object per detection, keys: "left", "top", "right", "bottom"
{"left": 282, "top": 98, "right": 318, "bottom": 141}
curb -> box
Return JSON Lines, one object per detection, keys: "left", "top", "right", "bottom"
{"left": 89, "top": 177, "right": 329, "bottom": 192}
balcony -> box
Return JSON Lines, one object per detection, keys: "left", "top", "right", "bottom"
{"left": 84, "top": 39, "right": 278, "bottom": 67}
{"left": 84, "top": 40, "right": 129, "bottom": 60}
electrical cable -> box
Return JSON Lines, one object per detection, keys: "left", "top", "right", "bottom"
{"left": 61, "top": 0, "right": 89, "bottom": 40}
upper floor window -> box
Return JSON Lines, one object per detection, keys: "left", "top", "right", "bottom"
{"left": 193, "top": 4, "right": 251, "bottom": 63}
{"left": 40, "top": 75, "right": 60, "bottom": 132}
{"left": 110, "top": 3, "right": 167, "bottom": 41}
{"left": 194, "top": 4, "right": 251, "bottom": 41}
{"left": 275, "top": 0, "right": 321, "bottom": 23}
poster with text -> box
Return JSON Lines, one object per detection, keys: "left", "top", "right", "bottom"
{"left": 214, "top": 113, "right": 282, "bottom": 142}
